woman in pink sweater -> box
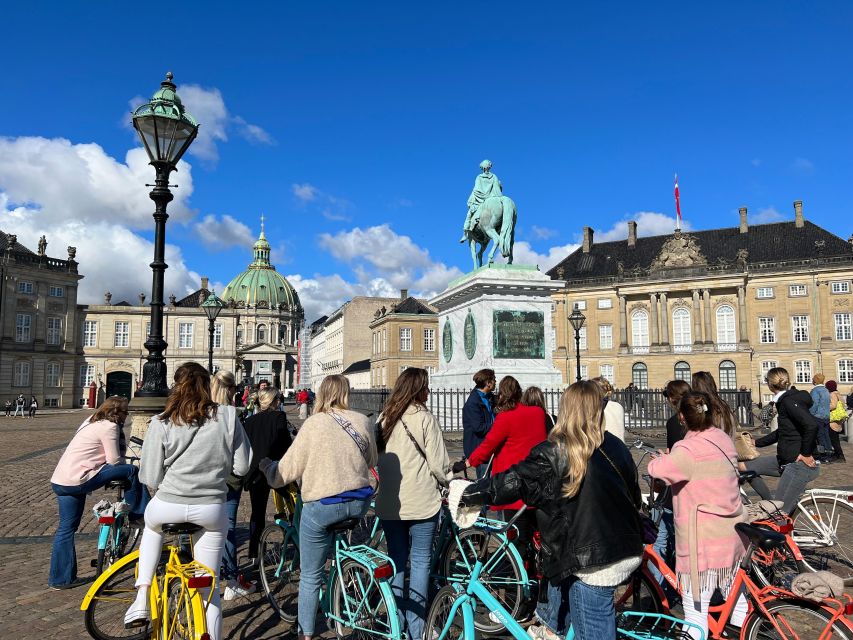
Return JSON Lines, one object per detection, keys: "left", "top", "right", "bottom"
{"left": 647, "top": 392, "right": 747, "bottom": 640}
{"left": 48, "top": 396, "right": 149, "bottom": 589}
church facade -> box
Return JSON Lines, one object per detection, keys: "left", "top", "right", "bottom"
{"left": 548, "top": 201, "right": 853, "bottom": 401}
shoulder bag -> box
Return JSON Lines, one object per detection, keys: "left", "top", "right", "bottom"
{"left": 734, "top": 430, "right": 760, "bottom": 461}
{"left": 598, "top": 447, "right": 658, "bottom": 544}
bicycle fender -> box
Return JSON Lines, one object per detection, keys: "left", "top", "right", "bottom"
{"left": 80, "top": 549, "right": 141, "bottom": 610}
{"left": 97, "top": 524, "right": 110, "bottom": 550}
{"left": 337, "top": 546, "right": 398, "bottom": 581}
{"left": 378, "top": 581, "right": 402, "bottom": 639}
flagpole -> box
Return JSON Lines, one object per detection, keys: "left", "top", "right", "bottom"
{"left": 674, "top": 173, "right": 682, "bottom": 231}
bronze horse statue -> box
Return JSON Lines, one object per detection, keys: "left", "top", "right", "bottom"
{"left": 464, "top": 195, "right": 517, "bottom": 269}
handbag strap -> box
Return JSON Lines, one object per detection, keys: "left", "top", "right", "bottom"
{"left": 329, "top": 411, "right": 369, "bottom": 458}
{"left": 399, "top": 418, "right": 429, "bottom": 463}
{"left": 597, "top": 447, "right": 640, "bottom": 510}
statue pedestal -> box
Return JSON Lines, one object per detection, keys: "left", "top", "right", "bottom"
{"left": 127, "top": 395, "right": 167, "bottom": 442}
{"left": 428, "top": 264, "right": 565, "bottom": 389}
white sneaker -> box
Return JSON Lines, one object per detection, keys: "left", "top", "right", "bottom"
{"left": 124, "top": 589, "right": 150, "bottom": 628}
{"left": 222, "top": 578, "right": 256, "bottom": 601}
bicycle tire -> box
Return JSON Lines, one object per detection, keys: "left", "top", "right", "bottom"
{"left": 349, "top": 505, "right": 385, "bottom": 552}
{"left": 791, "top": 496, "right": 853, "bottom": 581}
{"left": 614, "top": 570, "right": 666, "bottom": 614}
{"left": 258, "top": 524, "right": 299, "bottom": 624}
{"left": 166, "top": 577, "right": 204, "bottom": 640}
{"left": 749, "top": 540, "right": 808, "bottom": 589}
{"left": 331, "top": 558, "right": 399, "bottom": 640}
{"left": 424, "top": 585, "right": 466, "bottom": 640}
{"left": 441, "top": 528, "right": 524, "bottom": 634}
{"left": 84, "top": 557, "right": 148, "bottom": 640}
{"left": 741, "top": 599, "right": 853, "bottom": 640}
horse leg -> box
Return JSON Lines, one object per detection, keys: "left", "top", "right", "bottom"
{"left": 478, "top": 242, "right": 487, "bottom": 266}
{"left": 485, "top": 228, "right": 502, "bottom": 263}
{"left": 470, "top": 238, "right": 480, "bottom": 269}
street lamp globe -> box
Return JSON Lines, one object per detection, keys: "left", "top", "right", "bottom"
{"left": 132, "top": 72, "right": 199, "bottom": 168}
{"left": 568, "top": 307, "right": 587, "bottom": 333}
{"left": 201, "top": 291, "right": 225, "bottom": 322}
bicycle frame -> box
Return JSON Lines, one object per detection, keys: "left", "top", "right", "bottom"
{"left": 793, "top": 490, "right": 853, "bottom": 547}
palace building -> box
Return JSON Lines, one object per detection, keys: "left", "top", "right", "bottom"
{"left": 547, "top": 201, "right": 853, "bottom": 401}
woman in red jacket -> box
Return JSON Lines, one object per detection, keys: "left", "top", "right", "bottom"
{"left": 461, "top": 376, "right": 546, "bottom": 563}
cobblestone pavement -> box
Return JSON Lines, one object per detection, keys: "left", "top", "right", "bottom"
{"left": 1, "top": 410, "right": 851, "bottom": 638}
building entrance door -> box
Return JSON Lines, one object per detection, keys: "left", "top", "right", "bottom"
{"left": 106, "top": 371, "right": 133, "bottom": 400}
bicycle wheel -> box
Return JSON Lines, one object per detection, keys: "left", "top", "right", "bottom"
{"left": 749, "top": 540, "right": 808, "bottom": 589}
{"left": 84, "top": 558, "right": 148, "bottom": 640}
{"left": 741, "top": 600, "right": 852, "bottom": 640}
{"left": 331, "top": 558, "right": 398, "bottom": 640}
{"left": 166, "top": 578, "right": 199, "bottom": 640}
{"left": 424, "top": 585, "right": 466, "bottom": 640}
{"left": 613, "top": 570, "right": 665, "bottom": 614}
{"left": 791, "top": 496, "right": 853, "bottom": 580}
{"left": 258, "top": 524, "right": 299, "bottom": 623}
{"left": 441, "top": 528, "right": 525, "bottom": 634}
{"left": 348, "top": 505, "right": 386, "bottom": 552}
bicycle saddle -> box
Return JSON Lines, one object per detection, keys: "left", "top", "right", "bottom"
{"left": 326, "top": 518, "right": 360, "bottom": 533}
{"left": 737, "top": 470, "right": 757, "bottom": 485}
{"left": 735, "top": 522, "right": 787, "bottom": 552}
{"left": 105, "top": 479, "right": 131, "bottom": 490}
{"left": 161, "top": 523, "right": 204, "bottom": 535}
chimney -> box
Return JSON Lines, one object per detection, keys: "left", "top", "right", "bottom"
{"left": 104, "top": 291, "right": 112, "bottom": 305}
{"left": 201, "top": 276, "right": 209, "bottom": 290}
{"left": 794, "top": 200, "right": 804, "bottom": 228}
{"left": 582, "top": 226, "right": 594, "bottom": 253}
{"left": 138, "top": 293, "right": 146, "bottom": 306}
{"left": 627, "top": 221, "right": 637, "bottom": 248}
{"left": 400, "top": 288, "right": 408, "bottom": 300}
{"left": 739, "top": 207, "right": 748, "bottom": 234}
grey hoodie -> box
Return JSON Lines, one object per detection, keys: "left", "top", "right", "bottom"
{"left": 139, "top": 405, "right": 252, "bottom": 504}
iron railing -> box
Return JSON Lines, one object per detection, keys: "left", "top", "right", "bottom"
{"left": 348, "top": 387, "right": 755, "bottom": 432}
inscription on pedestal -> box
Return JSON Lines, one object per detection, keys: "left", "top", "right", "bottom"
{"left": 493, "top": 310, "right": 544, "bottom": 359}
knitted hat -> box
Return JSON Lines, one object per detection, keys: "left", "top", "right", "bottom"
{"left": 447, "top": 479, "right": 479, "bottom": 528}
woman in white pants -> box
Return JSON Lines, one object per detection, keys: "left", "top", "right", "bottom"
{"left": 125, "top": 362, "right": 252, "bottom": 640}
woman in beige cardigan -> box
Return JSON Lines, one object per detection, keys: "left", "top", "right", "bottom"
{"left": 375, "top": 368, "right": 451, "bottom": 640}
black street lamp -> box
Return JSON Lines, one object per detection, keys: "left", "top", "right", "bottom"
{"left": 201, "top": 291, "right": 225, "bottom": 373}
{"left": 568, "top": 306, "right": 587, "bottom": 383}
{"left": 131, "top": 72, "right": 199, "bottom": 396}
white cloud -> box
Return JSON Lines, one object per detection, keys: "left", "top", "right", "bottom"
{"left": 320, "top": 224, "right": 433, "bottom": 273}
{"left": 291, "top": 183, "right": 352, "bottom": 221}
{"left": 790, "top": 157, "right": 815, "bottom": 176}
{"left": 498, "top": 241, "right": 580, "bottom": 271}
{"left": 597, "top": 211, "right": 684, "bottom": 241}
{"left": 292, "top": 183, "right": 319, "bottom": 202}
{"left": 193, "top": 214, "right": 254, "bottom": 249}
{"left": 530, "top": 225, "right": 558, "bottom": 240}
{"left": 752, "top": 206, "right": 785, "bottom": 224}
{"left": 285, "top": 272, "right": 399, "bottom": 324}
{"left": 128, "top": 85, "right": 272, "bottom": 166}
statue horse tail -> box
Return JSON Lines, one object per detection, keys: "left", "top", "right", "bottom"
{"left": 498, "top": 196, "right": 517, "bottom": 257}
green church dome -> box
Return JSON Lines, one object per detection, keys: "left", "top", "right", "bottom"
{"left": 222, "top": 221, "right": 301, "bottom": 310}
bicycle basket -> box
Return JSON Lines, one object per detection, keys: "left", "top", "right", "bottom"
{"left": 617, "top": 611, "right": 704, "bottom": 640}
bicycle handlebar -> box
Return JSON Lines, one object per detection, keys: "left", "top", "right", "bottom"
{"left": 632, "top": 438, "right": 660, "bottom": 456}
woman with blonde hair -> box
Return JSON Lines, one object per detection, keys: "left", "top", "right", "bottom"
{"left": 593, "top": 376, "right": 625, "bottom": 441}
{"left": 49, "top": 395, "right": 149, "bottom": 589}
{"left": 260, "top": 374, "right": 377, "bottom": 640}
{"left": 460, "top": 381, "right": 643, "bottom": 638}
{"left": 125, "top": 363, "right": 252, "bottom": 639}
{"left": 376, "top": 368, "right": 450, "bottom": 640}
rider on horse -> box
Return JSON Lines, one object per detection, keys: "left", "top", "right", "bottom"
{"left": 460, "top": 159, "right": 503, "bottom": 242}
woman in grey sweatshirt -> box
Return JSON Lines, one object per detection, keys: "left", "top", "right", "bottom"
{"left": 124, "top": 362, "right": 252, "bottom": 640}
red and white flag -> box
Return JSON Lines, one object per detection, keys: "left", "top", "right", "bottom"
{"left": 674, "top": 174, "right": 682, "bottom": 229}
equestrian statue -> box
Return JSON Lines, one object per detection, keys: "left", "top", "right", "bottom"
{"left": 460, "top": 160, "right": 517, "bottom": 269}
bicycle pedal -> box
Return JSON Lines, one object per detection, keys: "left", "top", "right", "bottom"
{"left": 90, "top": 559, "right": 98, "bottom": 568}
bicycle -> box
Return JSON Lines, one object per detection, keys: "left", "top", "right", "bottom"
{"left": 427, "top": 507, "right": 705, "bottom": 640}
{"left": 258, "top": 495, "right": 401, "bottom": 639}
{"left": 789, "top": 488, "right": 853, "bottom": 580}
{"left": 81, "top": 523, "right": 216, "bottom": 640}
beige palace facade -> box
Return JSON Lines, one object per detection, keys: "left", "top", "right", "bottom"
{"left": 547, "top": 202, "right": 853, "bottom": 400}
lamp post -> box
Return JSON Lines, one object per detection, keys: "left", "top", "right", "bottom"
{"left": 131, "top": 72, "right": 199, "bottom": 397}
{"left": 201, "top": 291, "right": 225, "bottom": 373}
{"left": 568, "top": 306, "right": 586, "bottom": 383}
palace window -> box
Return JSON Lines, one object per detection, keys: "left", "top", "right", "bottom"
{"left": 756, "top": 287, "right": 774, "bottom": 299}
{"left": 114, "top": 322, "right": 130, "bottom": 348}
{"left": 236, "top": 325, "right": 243, "bottom": 344}
{"left": 47, "top": 317, "right": 62, "bottom": 345}
{"left": 831, "top": 281, "right": 851, "bottom": 294}
{"left": 257, "top": 324, "right": 266, "bottom": 342}
{"left": 835, "top": 313, "right": 852, "bottom": 341}
{"left": 578, "top": 326, "right": 587, "bottom": 350}
{"left": 382, "top": 366, "right": 387, "bottom": 387}
{"left": 791, "top": 315, "right": 810, "bottom": 343}
{"left": 838, "top": 360, "right": 853, "bottom": 384}
{"left": 382, "top": 329, "right": 387, "bottom": 352}
{"left": 79, "top": 363, "right": 95, "bottom": 386}
{"left": 573, "top": 300, "right": 587, "bottom": 311}
{"left": 213, "top": 324, "right": 223, "bottom": 349}
{"left": 789, "top": 284, "right": 807, "bottom": 297}
{"left": 716, "top": 305, "right": 736, "bottom": 345}
{"left": 400, "top": 327, "right": 412, "bottom": 352}
{"left": 83, "top": 321, "right": 98, "bottom": 347}
{"left": 580, "top": 365, "right": 588, "bottom": 380}
{"left": 719, "top": 360, "right": 737, "bottom": 390}
{"left": 674, "top": 361, "right": 691, "bottom": 382}
{"left": 178, "top": 323, "right": 193, "bottom": 348}
{"left": 673, "top": 308, "right": 692, "bottom": 348}
{"left": 14, "top": 361, "right": 31, "bottom": 386}
{"left": 794, "top": 360, "right": 812, "bottom": 385}
{"left": 759, "top": 317, "right": 776, "bottom": 344}
{"left": 48, "top": 285, "right": 64, "bottom": 297}
{"left": 46, "top": 362, "right": 61, "bottom": 387}
{"left": 599, "top": 364, "right": 614, "bottom": 384}
{"left": 631, "top": 310, "right": 649, "bottom": 348}
{"left": 632, "top": 362, "right": 648, "bottom": 388}
{"left": 760, "top": 361, "right": 778, "bottom": 379}
{"left": 597, "top": 298, "right": 613, "bottom": 309}
{"left": 599, "top": 325, "right": 613, "bottom": 350}
{"left": 15, "top": 314, "right": 32, "bottom": 342}
{"left": 424, "top": 328, "right": 435, "bottom": 352}
{"left": 17, "top": 281, "right": 33, "bottom": 294}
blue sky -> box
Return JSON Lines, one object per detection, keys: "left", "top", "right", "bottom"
{"left": 2, "top": 2, "right": 852, "bottom": 321}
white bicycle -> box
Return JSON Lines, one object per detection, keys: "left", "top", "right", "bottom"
{"left": 789, "top": 488, "right": 853, "bottom": 581}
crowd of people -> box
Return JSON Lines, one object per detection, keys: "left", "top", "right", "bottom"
{"left": 4, "top": 393, "right": 38, "bottom": 417}
{"left": 45, "top": 361, "right": 844, "bottom": 640}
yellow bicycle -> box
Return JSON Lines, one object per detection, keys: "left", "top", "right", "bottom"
{"left": 81, "top": 522, "right": 215, "bottom": 640}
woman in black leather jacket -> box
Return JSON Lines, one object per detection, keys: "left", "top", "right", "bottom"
{"left": 742, "top": 367, "right": 819, "bottom": 513}
{"left": 460, "top": 381, "right": 643, "bottom": 639}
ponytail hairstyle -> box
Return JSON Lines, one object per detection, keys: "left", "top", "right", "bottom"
{"left": 160, "top": 362, "right": 217, "bottom": 427}
{"left": 549, "top": 380, "right": 605, "bottom": 498}
{"left": 210, "top": 369, "right": 236, "bottom": 405}
{"left": 691, "top": 371, "right": 737, "bottom": 437}
{"left": 380, "top": 368, "right": 429, "bottom": 442}
{"left": 678, "top": 392, "right": 714, "bottom": 432}
{"left": 494, "top": 376, "right": 522, "bottom": 414}
{"left": 766, "top": 367, "right": 791, "bottom": 393}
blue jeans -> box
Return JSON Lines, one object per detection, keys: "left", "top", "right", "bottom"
{"left": 381, "top": 512, "right": 439, "bottom": 640}
{"left": 536, "top": 577, "right": 616, "bottom": 639}
{"left": 298, "top": 498, "right": 370, "bottom": 636}
{"left": 49, "top": 464, "right": 149, "bottom": 586}
{"left": 777, "top": 460, "right": 821, "bottom": 514}
{"left": 648, "top": 507, "right": 675, "bottom": 593}
{"left": 816, "top": 419, "right": 833, "bottom": 454}
{"left": 222, "top": 487, "right": 242, "bottom": 580}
